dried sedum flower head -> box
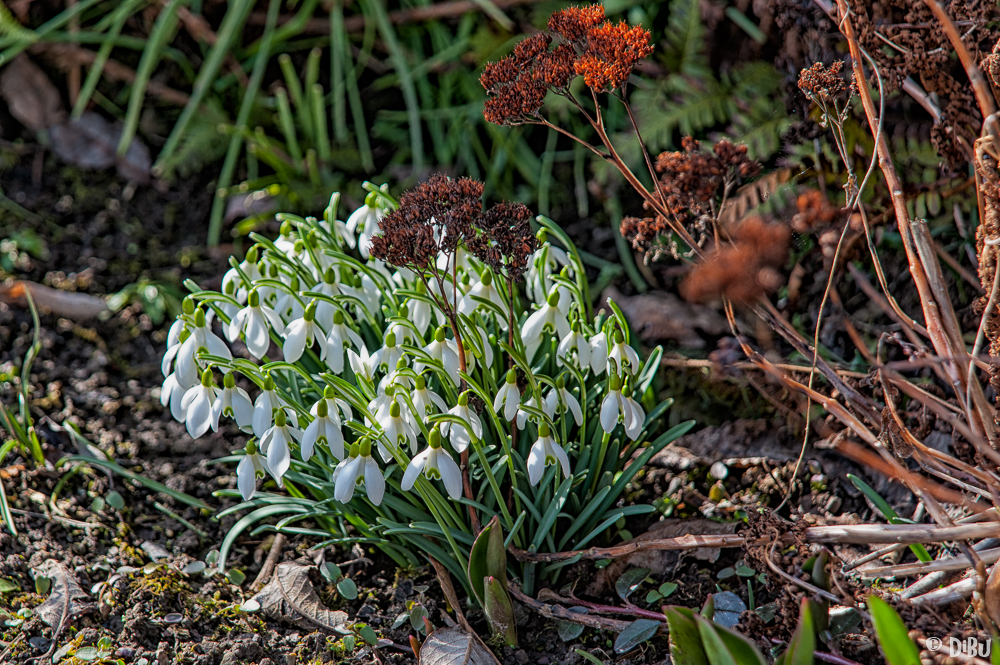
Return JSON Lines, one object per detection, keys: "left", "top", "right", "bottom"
{"left": 798, "top": 61, "right": 848, "bottom": 102}
{"left": 573, "top": 19, "right": 653, "bottom": 92}
{"left": 481, "top": 34, "right": 576, "bottom": 126}
{"left": 466, "top": 202, "right": 538, "bottom": 282}
{"left": 370, "top": 174, "right": 484, "bottom": 270}
{"left": 790, "top": 189, "right": 840, "bottom": 234}
{"left": 548, "top": 4, "right": 606, "bottom": 43}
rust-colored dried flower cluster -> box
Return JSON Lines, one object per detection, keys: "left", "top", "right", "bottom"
{"left": 370, "top": 175, "right": 483, "bottom": 270}
{"left": 797, "top": 61, "right": 848, "bottom": 102}
{"left": 370, "top": 175, "right": 536, "bottom": 283}
{"left": 466, "top": 202, "right": 538, "bottom": 282}
{"left": 481, "top": 35, "right": 575, "bottom": 126}
{"left": 621, "top": 137, "right": 761, "bottom": 251}
{"left": 481, "top": 4, "right": 653, "bottom": 125}
{"left": 680, "top": 217, "right": 790, "bottom": 305}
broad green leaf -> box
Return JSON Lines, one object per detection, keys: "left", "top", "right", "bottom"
{"left": 558, "top": 621, "right": 585, "bottom": 642}
{"left": 697, "top": 614, "right": 767, "bottom": 665}
{"left": 337, "top": 578, "right": 358, "bottom": 600}
{"left": 665, "top": 606, "right": 708, "bottom": 665}
{"left": 484, "top": 576, "right": 517, "bottom": 647}
{"left": 614, "top": 619, "right": 660, "bottom": 654}
{"left": 467, "top": 515, "right": 498, "bottom": 607}
{"left": 868, "top": 595, "right": 920, "bottom": 665}
{"left": 0, "top": 578, "right": 18, "bottom": 593}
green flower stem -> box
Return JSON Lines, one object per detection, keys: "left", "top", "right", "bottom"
{"left": 590, "top": 431, "right": 612, "bottom": 495}
{"left": 467, "top": 436, "right": 514, "bottom": 531}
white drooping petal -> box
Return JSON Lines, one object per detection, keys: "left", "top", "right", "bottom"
{"left": 265, "top": 427, "right": 291, "bottom": 485}
{"left": 437, "top": 451, "right": 463, "bottom": 499}
{"left": 527, "top": 440, "right": 546, "bottom": 486}
{"left": 589, "top": 332, "right": 608, "bottom": 376}
{"left": 624, "top": 397, "right": 645, "bottom": 440}
{"left": 600, "top": 392, "right": 621, "bottom": 434}
{"left": 252, "top": 390, "right": 278, "bottom": 438}
{"left": 401, "top": 448, "right": 429, "bottom": 491}
{"left": 563, "top": 389, "right": 584, "bottom": 426}
{"left": 364, "top": 457, "right": 384, "bottom": 505}
{"left": 282, "top": 319, "right": 309, "bottom": 362}
{"left": 334, "top": 456, "right": 361, "bottom": 503}
{"left": 237, "top": 455, "right": 259, "bottom": 501}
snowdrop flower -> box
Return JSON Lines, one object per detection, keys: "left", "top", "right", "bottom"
{"left": 463, "top": 325, "right": 494, "bottom": 370}
{"left": 261, "top": 410, "right": 302, "bottom": 486}
{"left": 327, "top": 310, "right": 364, "bottom": 373}
{"left": 301, "top": 398, "right": 344, "bottom": 461}
{"left": 347, "top": 192, "right": 382, "bottom": 259}
{"left": 341, "top": 272, "right": 381, "bottom": 318}
{"left": 385, "top": 304, "right": 417, "bottom": 345}
{"left": 441, "top": 392, "right": 482, "bottom": 453}
{"left": 493, "top": 370, "right": 521, "bottom": 422}
{"left": 283, "top": 301, "right": 329, "bottom": 363}
{"left": 161, "top": 327, "right": 191, "bottom": 381}
{"left": 181, "top": 369, "right": 219, "bottom": 439}
{"left": 458, "top": 269, "right": 507, "bottom": 327}
{"left": 589, "top": 330, "right": 609, "bottom": 376}
{"left": 311, "top": 385, "right": 353, "bottom": 423}
{"left": 236, "top": 441, "right": 269, "bottom": 501}
{"left": 325, "top": 192, "right": 356, "bottom": 249}
{"left": 333, "top": 440, "right": 384, "bottom": 505}
{"left": 557, "top": 322, "right": 591, "bottom": 371}
{"left": 378, "top": 400, "right": 419, "bottom": 458}
{"left": 372, "top": 331, "right": 405, "bottom": 373}
{"left": 544, "top": 377, "right": 583, "bottom": 426}
{"left": 411, "top": 374, "right": 447, "bottom": 418}
{"left": 521, "top": 289, "right": 570, "bottom": 351}
{"left": 274, "top": 277, "right": 305, "bottom": 323}
{"left": 416, "top": 328, "right": 461, "bottom": 385}
{"left": 222, "top": 246, "right": 261, "bottom": 305}
{"left": 212, "top": 371, "right": 253, "bottom": 432}
{"left": 252, "top": 375, "right": 281, "bottom": 438}
{"left": 527, "top": 423, "right": 570, "bottom": 486}
{"left": 608, "top": 330, "right": 641, "bottom": 376}
{"left": 526, "top": 231, "right": 572, "bottom": 304}
{"left": 515, "top": 395, "right": 539, "bottom": 430}
{"left": 401, "top": 427, "right": 462, "bottom": 499}
{"left": 600, "top": 372, "right": 645, "bottom": 440}
{"left": 408, "top": 285, "right": 433, "bottom": 335}
{"left": 175, "top": 308, "right": 231, "bottom": 388}
{"left": 219, "top": 279, "right": 243, "bottom": 323}
{"left": 229, "top": 290, "right": 284, "bottom": 359}
{"left": 348, "top": 346, "right": 377, "bottom": 384}
{"left": 378, "top": 357, "right": 414, "bottom": 394}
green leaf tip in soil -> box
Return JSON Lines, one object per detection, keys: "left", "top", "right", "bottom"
{"left": 614, "top": 618, "right": 660, "bottom": 654}
{"left": 782, "top": 599, "right": 815, "bottom": 665}
{"left": 247, "top": 560, "right": 349, "bottom": 634}
{"left": 695, "top": 612, "right": 767, "bottom": 665}
{"left": 615, "top": 567, "right": 651, "bottom": 603}
{"left": 419, "top": 625, "right": 502, "bottom": 665}
{"left": 467, "top": 515, "right": 516, "bottom": 645}
{"left": 483, "top": 576, "right": 517, "bottom": 647}
{"left": 868, "top": 595, "right": 921, "bottom": 665}
{"left": 0, "top": 578, "right": 18, "bottom": 593}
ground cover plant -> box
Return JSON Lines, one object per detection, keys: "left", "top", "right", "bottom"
{"left": 8, "top": 0, "right": 1000, "bottom": 664}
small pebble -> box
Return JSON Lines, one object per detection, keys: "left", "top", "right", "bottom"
{"left": 710, "top": 461, "right": 728, "bottom": 480}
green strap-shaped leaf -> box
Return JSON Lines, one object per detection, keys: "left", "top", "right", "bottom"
{"left": 868, "top": 595, "right": 921, "bottom": 665}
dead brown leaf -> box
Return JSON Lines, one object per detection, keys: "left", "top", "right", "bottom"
{"left": 32, "top": 560, "right": 95, "bottom": 629}
{"left": 247, "top": 560, "right": 349, "bottom": 634}
{"left": 600, "top": 285, "right": 727, "bottom": 348}
{"left": 0, "top": 55, "right": 66, "bottom": 132}
{"left": 419, "top": 626, "right": 501, "bottom": 665}
{"left": 49, "top": 112, "right": 151, "bottom": 183}
{"left": 0, "top": 281, "right": 108, "bottom": 320}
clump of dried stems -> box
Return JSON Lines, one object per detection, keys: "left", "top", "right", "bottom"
{"left": 482, "top": 0, "right": 1000, "bottom": 638}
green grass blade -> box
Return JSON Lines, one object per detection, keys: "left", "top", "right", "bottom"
{"left": 275, "top": 87, "right": 303, "bottom": 164}
{"left": 59, "top": 455, "right": 210, "bottom": 510}
{"left": 310, "top": 82, "right": 331, "bottom": 162}
{"left": 206, "top": 0, "right": 281, "bottom": 246}
{"left": 330, "top": 0, "right": 348, "bottom": 143}
{"left": 118, "top": 0, "right": 183, "bottom": 155}
{"left": 153, "top": 0, "right": 255, "bottom": 176}
{"left": 72, "top": 0, "right": 145, "bottom": 119}
{"left": 365, "top": 0, "right": 423, "bottom": 171}
{"left": 219, "top": 504, "right": 306, "bottom": 571}
{"left": 0, "top": 0, "right": 105, "bottom": 64}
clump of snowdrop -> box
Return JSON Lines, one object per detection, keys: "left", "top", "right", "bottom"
{"left": 160, "top": 180, "right": 688, "bottom": 580}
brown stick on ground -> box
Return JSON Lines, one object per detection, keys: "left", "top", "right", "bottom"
{"left": 250, "top": 533, "right": 286, "bottom": 593}
{"left": 31, "top": 44, "right": 191, "bottom": 106}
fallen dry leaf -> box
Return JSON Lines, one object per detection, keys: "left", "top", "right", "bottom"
{"left": 49, "top": 112, "right": 151, "bottom": 183}
{"left": 32, "top": 560, "right": 95, "bottom": 629}
{"left": 0, "top": 55, "right": 66, "bottom": 132}
{"left": 0, "top": 281, "right": 108, "bottom": 320}
{"left": 600, "top": 285, "right": 727, "bottom": 348}
{"left": 586, "top": 519, "right": 738, "bottom": 596}
{"left": 419, "top": 626, "right": 501, "bottom": 665}
{"left": 247, "top": 560, "right": 349, "bottom": 633}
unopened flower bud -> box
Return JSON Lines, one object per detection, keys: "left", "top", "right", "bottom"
{"left": 506, "top": 369, "right": 517, "bottom": 384}
{"left": 194, "top": 308, "right": 206, "bottom": 327}
{"left": 324, "top": 385, "right": 336, "bottom": 399}
{"left": 183, "top": 298, "right": 195, "bottom": 315}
